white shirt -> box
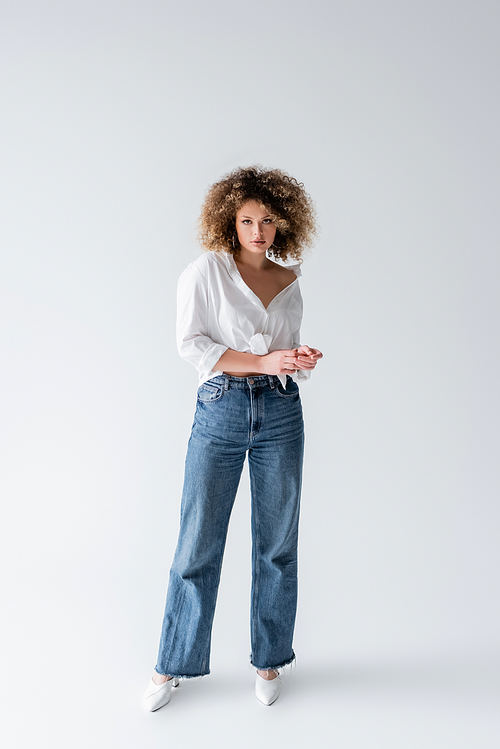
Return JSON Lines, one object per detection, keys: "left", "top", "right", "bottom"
{"left": 176, "top": 251, "right": 311, "bottom": 388}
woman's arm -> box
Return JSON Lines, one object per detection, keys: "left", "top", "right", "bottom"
{"left": 177, "top": 264, "right": 229, "bottom": 375}
{"left": 214, "top": 348, "right": 318, "bottom": 376}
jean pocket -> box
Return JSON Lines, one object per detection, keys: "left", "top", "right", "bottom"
{"left": 273, "top": 378, "right": 300, "bottom": 399}
{"left": 197, "top": 381, "right": 224, "bottom": 403}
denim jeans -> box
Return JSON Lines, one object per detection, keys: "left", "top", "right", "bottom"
{"left": 155, "top": 374, "right": 304, "bottom": 678}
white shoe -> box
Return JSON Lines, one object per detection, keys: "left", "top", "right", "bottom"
{"left": 143, "top": 676, "right": 180, "bottom": 711}
{"left": 255, "top": 671, "right": 282, "bottom": 706}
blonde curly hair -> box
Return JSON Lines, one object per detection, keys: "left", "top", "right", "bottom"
{"left": 197, "top": 165, "right": 317, "bottom": 262}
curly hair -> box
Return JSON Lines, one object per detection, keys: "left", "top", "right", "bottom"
{"left": 197, "top": 165, "right": 317, "bottom": 262}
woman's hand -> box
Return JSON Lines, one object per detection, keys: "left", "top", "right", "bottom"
{"left": 260, "top": 349, "right": 301, "bottom": 375}
{"left": 260, "top": 346, "right": 323, "bottom": 375}
{"left": 294, "top": 345, "right": 323, "bottom": 370}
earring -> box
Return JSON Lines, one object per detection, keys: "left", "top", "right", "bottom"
{"left": 269, "top": 242, "right": 282, "bottom": 259}
{"left": 232, "top": 234, "right": 239, "bottom": 251}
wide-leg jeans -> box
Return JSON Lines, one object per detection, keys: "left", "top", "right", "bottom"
{"left": 155, "top": 374, "right": 304, "bottom": 678}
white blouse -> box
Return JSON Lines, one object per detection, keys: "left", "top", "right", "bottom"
{"left": 176, "top": 250, "right": 311, "bottom": 388}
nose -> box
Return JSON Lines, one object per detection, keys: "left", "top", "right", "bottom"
{"left": 254, "top": 224, "right": 263, "bottom": 237}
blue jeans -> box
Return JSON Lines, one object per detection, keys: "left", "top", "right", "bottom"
{"left": 155, "top": 374, "right": 305, "bottom": 677}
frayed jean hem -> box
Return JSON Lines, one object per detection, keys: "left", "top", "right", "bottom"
{"left": 250, "top": 652, "right": 296, "bottom": 672}
{"left": 154, "top": 668, "right": 208, "bottom": 680}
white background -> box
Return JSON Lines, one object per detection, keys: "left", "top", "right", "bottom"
{"left": 1, "top": 1, "right": 499, "bottom": 746}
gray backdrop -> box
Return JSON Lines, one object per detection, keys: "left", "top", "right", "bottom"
{"left": 1, "top": 1, "right": 499, "bottom": 747}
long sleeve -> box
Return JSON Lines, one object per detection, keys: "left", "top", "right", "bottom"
{"left": 176, "top": 263, "right": 228, "bottom": 378}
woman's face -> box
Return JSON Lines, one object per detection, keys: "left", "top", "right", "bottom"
{"left": 235, "top": 200, "right": 277, "bottom": 255}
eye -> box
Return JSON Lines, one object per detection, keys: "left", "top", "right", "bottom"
{"left": 263, "top": 219, "right": 273, "bottom": 224}
{"left": 242, "top": 219, "right": 252, "bottom": 224}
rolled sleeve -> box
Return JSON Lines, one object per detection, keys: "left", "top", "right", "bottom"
{"left": 176, "top": 263, "right": 228, "bottom": 378}
{"left": 290, "top": 303, "right": 312, "bottom": 383}
{"left": 292, "top": 368, "right": 311, "bottom": 383}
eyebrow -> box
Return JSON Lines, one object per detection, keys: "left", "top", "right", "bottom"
{"left": 240, "top": 214, "right": 271, "bottom": 219}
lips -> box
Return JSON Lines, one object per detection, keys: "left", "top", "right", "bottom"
{"left": 251, "top": 240, "right": 265, "bottom": 244}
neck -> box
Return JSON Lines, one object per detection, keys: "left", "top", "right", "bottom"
{"left": 235, "top": 246, "right": 272, "bottom": 271}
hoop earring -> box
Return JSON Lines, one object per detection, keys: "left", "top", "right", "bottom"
{"left": 232, "top": 234, "right": 239, "bottom": 252}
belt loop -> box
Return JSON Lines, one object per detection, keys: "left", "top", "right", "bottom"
{"left": 268, "top": 375, "right": 275, "bottom": 389}
{"left": 224, "top": 375, "right": 229, "bottom": 391}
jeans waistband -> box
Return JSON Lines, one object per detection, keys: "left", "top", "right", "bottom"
{"left": 207, "top": 374, "right": 283, "bottom": 390}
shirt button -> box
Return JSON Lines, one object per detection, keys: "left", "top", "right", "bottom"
{"left": 248, "top": 379, "right": 255, "bottom": 385}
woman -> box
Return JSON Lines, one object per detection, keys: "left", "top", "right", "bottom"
{"left": 144, "top": 166, "right": 322, "bottom": 710}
